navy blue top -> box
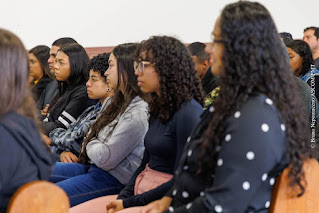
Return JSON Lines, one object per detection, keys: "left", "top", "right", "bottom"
{"left": 164, "top": 95, "right": 288, "bottom": 213}
{"left": 0, "top": 112, "right": 54, "bottom": 212}
{"left": 118, "top": 99, "right": 203, "bottom": 208}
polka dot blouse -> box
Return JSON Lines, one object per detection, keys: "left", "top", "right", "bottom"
{"left": 164, "top": 95, "right": 289, "bottom": 213}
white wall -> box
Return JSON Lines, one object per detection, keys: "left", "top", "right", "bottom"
{"left": 1, "top": 0, "right": 318, "bottom": 49}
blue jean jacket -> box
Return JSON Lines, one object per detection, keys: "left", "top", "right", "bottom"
{"left": 299, "top": 67, "right": 319, "bottom": 82}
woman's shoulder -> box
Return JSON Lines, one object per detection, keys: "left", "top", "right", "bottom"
{"left": 0, "top": 111, "right": 33, "bottom": 126}
{"left": 227, "top": 94, "right": 284, "bottom": 134}
{"left": 0, "top": 112, "right": 39, "bottom": 145}
{"left": 128, "top": 96, "right": 149, "bottom": 110}
{"left": 176, "top": 99, "right": 203, "bottom": 116}
{"left": 239, "top": 94, "right": 279, "bottom": 116}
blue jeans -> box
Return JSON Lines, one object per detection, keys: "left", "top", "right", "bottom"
{"left": 49, "top": 163, "right": 124, "bottom": 207}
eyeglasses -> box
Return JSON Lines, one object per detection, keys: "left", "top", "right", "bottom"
{"left": 210, "top": 34, "right": 226, "bottom": 44}
{"left": 206, "top": 34, "right": 226, "bottom": 53}
{"left": 134, "top": 61, "right": 154, "bottom": 74}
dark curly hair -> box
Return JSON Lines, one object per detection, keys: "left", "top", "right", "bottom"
{"left": 88, "top": 52, "right": 111, "bottom": 80}
{"left": 137, "top": 36, "right": 204, "bottom": 123}
{"left": 286, "top": 40, "right": 314, "bottom": 76}
{"left": 198, "top": 1, "right": 314, "bottom": 196}
{"left": 79, "top": 43, "right": 146, "bottom": 164}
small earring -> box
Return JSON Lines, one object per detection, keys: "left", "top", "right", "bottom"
{"left": 107, "top": 88, "right": 110, "bottom": 92}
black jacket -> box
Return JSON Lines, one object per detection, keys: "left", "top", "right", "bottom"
{"left": 36, "top": 80, "right": 58, "bottom": 111}
{"left": 40, "top": 85, "right": 97, "bottom": 135}
{"left": 31, "top": 77, "right": 52, "bottom": 103}
{"left": 0, "top": 112, "right": 54, "bottom": 212}
{"left": 201, "top": 67, "right": 218, "bottom": 95}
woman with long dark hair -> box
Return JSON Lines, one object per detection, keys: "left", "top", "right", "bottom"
{"left": 286, "top": 40, "right": 319, "bottom": 100}
{"left": 142, "top": 2, "right": 314, "bottom": 213}
{"left": 40, "top": 43, "right": 96, "bottom": 136}
{"left": 28, "top": 45, "right": 54, "bottom": 104}
{"left": 49, "top": 43, "right": 149, "bottom": 207}
{"left": 69, "top": 36, "right": 204, "bottom": 213}
{"left": 0, "top": 29, "right": 53, "bottom": 212}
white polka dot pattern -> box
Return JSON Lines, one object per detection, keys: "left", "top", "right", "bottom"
{"left": 187, "top": 137, "right": 191, "bottom": 143}
{"left": 262, "top": 173, "right": 268, "bottom": 181}
{"left": 243, "top": 181, "right": 250, "bottom": 190}
{"left": 215, "top": 205, "right": 223, "bottom": 212}
{"left": 209, "top": 106, "right": 215, "bottom": 112}
{"left": 182, "top": 191, "right": 189, "bottom": 198}
{"left": 261, "top": 123, "right": 269, "bottom": 132}
{"left": 217, "top": 159, "right": 223, "bottom": 166}
{"left": 225, "top": 134, "right": 231, "bottom": 142}
{"left": 234, "top": 111, "right": 241, "bottom": 118}
{"left": 265, "top": 98, "right": 273, "bottom": 105}
{"left": 270, "top": 178, "right": 275, "bottom": 185}
{"left": 265, "top": 201, "right": 270, "bottom": 208}
{"left": 281, "top": 124, "right": 286, "bottom": 132}
{"left": 186, "top": 203, "right": 192, "bottom": 209}
{"left": 246, "top": 151, "right": 255, "bottom": 160}
{"left": 172, "top": 189, "right": 177, "bottom": 196}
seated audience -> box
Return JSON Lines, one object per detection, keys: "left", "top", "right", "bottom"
{"left": 187, "top": 42, "right": 219, "bottom": 108}
{"left": 0, "top": 28, "right": 54, "bottom": 212}
{"left": 28, "top": 45, "right": 54, "bottom": 103}
{"left": 279, "top": 32, "right": 293, "bottom": 45}
{"left": 303, "top": 27, "right": 319, "bottom": 70}
{"left": 48, "top": 53, "right": 113, "bottom": 161}
{"left": 70, "top": 36, "right": 204, "bottom": 213}
{"left": 40, "top": 43, "right": 96, "bottom": 136}
{"left": 49, "top": 43, "right": 149, "bottom": 207}
{"left": 38, "top": 37, "right": 77, "bottom": 115}
{"left": 286, "top": 40, "right": 319, "bottom": 100}
{"left": 139, "top": 2, "right": 314, "bottom": 212}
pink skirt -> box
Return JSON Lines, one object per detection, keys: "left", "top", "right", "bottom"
{"left": 70, "top": 164, "right": 173, "bottom": 213}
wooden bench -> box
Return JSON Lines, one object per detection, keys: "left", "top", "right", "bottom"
{"left": 269, "top": 158, "right": 319, "bottom": 213}
{"left": 7, "top": 180, "right": 70, "bottom": 213}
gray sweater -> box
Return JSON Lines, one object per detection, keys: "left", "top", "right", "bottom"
{"left": 86, "top": 96, "right": 149, "bottom": 184}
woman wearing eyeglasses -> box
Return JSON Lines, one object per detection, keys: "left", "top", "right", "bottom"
{"left": 139, "top": 2, "right": 314, "bottom": 213}
{"left": 69, "top": 36, "right": 204, "bottom": 213}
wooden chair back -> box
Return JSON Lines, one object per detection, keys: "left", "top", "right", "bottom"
{"left": 269, "top": 158, "right": 319, "bottom": 213}
{"left": 7, "top": 180, "right": 70, "bottom": 213}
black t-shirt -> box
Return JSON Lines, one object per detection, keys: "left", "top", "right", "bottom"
{"left": 118, "top": 99, "right": 203, "bottom": 208}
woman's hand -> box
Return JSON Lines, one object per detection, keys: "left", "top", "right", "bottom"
{"left": 141, "top": 196, "right": 172, "bottom": 213}
{"left": 106, "top": 200, "right": 124, "bottom": 213}
{"left": 60, "top": 151, "right": 78, "bottom": 163}
{"left": 41, "top": 133, "right": 52, "bottom": 146}
{"left": 41, "top": 104, "right": 50, "bottom": 116}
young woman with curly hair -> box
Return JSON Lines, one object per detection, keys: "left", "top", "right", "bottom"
{"left": 141, "top": 2, "right": 315, "bottom": 213}
{"left": 49, "top": 43, "right": 149, "bottom": 207}
{"left": 70, "top": 36, "right": 204, "bottom": 213}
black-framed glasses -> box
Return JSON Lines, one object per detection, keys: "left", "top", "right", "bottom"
{"left": 134, "top": 61, "right": 154, "bottom": 74}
